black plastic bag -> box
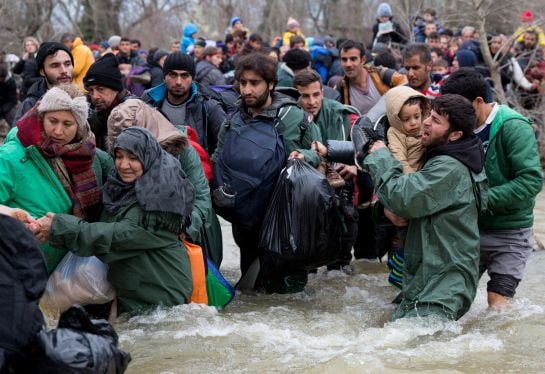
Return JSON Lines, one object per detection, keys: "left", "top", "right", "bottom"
{"left": 258, "top": 159, "right": 342, "bottom": 276}
{"left": 34, "top": 306, "right": 131, "bottom": 373}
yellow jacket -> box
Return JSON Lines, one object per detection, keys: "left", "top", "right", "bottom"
{"left": 72, "top": 37, "right": 95, "bottom": 90}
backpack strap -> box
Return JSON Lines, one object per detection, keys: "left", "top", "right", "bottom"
{"left": 275, "top": 103, "right": 309, "bottom": 143}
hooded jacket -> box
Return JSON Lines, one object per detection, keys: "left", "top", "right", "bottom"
{"left": 384, "top": 86, "right": 426, "bottom": 173}
{"left": 364, "top": 136, "right": 487, "bottom": 320}
{"left": 12, "top": 78, "right": 48, "bottom": 126}
{"left": 479, "top": 105, "right": 543, "bottom": 229}
{"left": 181, "top": 23, "right": 199, "bottom": 53}
{"left": 71, "top": 37, "right": 95, "bottom": 90}
{"left": 0, "top": 128, "right": 112, "bottom": 273}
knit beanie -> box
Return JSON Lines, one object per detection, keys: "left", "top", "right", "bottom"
{"left": 230, "top": 17, "right": 241, "bottom": 27}
{"left": 455, "top": 50, "right": 477, "bottom": 68}
{"left": 287, "top": 17, "right": 300, "bottom": 30}
{"left": 377, "top": 3, "right": 393, "bottom": 18}
{"left": 282, "top": 49, "right": 311, "bottom": 71}
{"left": 83, "top": 53, "right": 124, "bottom": 92}
{"left": 35, "top": 42, "right": 74, "bottom": 70}
{"left": 521, "top": 10, "right": 534, "bottom": 23}
{"left": 163, "top": 51, "right": 196, "bottom": 78}
{"left": 38, "top": 85, "right": 89, "bottom": 130}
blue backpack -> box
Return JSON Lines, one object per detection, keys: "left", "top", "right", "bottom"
{"left": 213, "top": 104, "right": 307, "bottom": 230}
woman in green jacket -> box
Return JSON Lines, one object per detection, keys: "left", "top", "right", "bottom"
{"left": 38, "top": 127, "right": 196, "bottom": 314}
{"left": 0, "top": 84, "right": 111, "bottom": 273}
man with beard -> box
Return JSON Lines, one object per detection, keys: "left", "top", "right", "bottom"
{"left": 143, "top": 51, "right": 225, "bottom": 155}
{"left": 212, "top": 52, "right": 321, "bottom": 293}
{"left": 355, "top": 94, "right": 487, "bottom": 320}
{"left": 441, "top": 68, "right": 542, "bottom": 310}
{"left": 84, "top": 53, "right": 137, "bottom": 150}
{"left": 403, "top": 43, "right": 438, "bottom": 98}
{"left": 13, "top": 42, "right": 74, "bottom": 125}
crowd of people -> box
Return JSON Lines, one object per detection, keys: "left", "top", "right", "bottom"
{"left": 0, "top": 3, "right": 544, "bottom": 349}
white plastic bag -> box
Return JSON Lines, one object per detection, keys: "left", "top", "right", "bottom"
{"left": 42, "top": 252, "right": 115, "bottom": 314}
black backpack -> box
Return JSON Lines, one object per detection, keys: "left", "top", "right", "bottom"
{"left": 213, "top": 103, "right": 308, "bottom": 230}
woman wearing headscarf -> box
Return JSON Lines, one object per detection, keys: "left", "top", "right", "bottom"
{"left": 0, "top": 84, "right": 111, "bottom": 273}
{"left": 37, "top": 127, "right": 196, "bottom": 314}
{"left": 106, "top": 99, "right": 223, "bottom": 268}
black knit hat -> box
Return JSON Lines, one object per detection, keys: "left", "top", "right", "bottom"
{"left": 163, "top": 51, "right": 195, "bottom": 78}
{"left": 282, "top": 49, "right": 311, "bottom": 71}
{"left": 35, "top": 42, "right": 74, "bottom": 70}
{"left": 83, "top": 53, "right": 123, "bottom": 92}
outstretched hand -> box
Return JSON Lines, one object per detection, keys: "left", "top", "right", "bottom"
{"left": 35, "top": 213, "right": 56, "bottom": 243}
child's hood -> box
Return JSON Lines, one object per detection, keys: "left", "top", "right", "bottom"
{"left": 384, "top": 85, "right": 427, "bottom": 135}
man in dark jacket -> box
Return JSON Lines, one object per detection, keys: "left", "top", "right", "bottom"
{"left": 146, "top": 49, "right": 168, "bottom": 88}
{"left": 441, "top": 68, "right": 543, "bottom": 309}
{"left": 357, "top": 93, "right": 487, "bottom": 320}
{"left": 195, "top": 46, "right": 226, "bottom": 86}
{"left": 0, "top": 66, "right": 18, "bottom": 125}
{"left": 85, "top": 53, "right": 138, "bottom": 150}
{"left": 13, "top": 42, "right": 74, "bottom": 125}
{"left": 142, "top": 51, "right": 226, "bottom": 155}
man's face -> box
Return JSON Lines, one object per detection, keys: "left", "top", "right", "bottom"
{"left": 421, "top": 109, "right": 451, "bottom": 149}
{"left": 524, "top": 33, "right": 537, "bottom": 49}
{"left": 292, "top": 42, "right": 305, "bottom": 50}
{"left": 207, "top": 53, "right": 223, "bottom": 67}
{"left": 439, "top": 37, "right": 449, "bottom": 51}
{"left": 239, "top": 69, "right": 272, "bottom": 109}
{"left": 428, "top": 38, "right": 441, "bottom": 49}
{"left": 118, "top": 41, "right": 131, "bottom": 54}
{"left": 164, "top": 69, "right": 193, "bottom": 100}
{"left": 424, "top": 23, "right": 437, "bottom": 36}
{"left": 194, "top": 46, "right": 204, "bottom": 59}
{"left": 62, "top": 39, "right": 74, "bottom": 50}
{"left": 340, "top": 48, "right": 365, "bottom": 81}
{"left": 249, "top": 39, "right": 262, "bottom": 50}
{"left": 404, "top": 54, "right": 431, "bottom": 91}
{"left": 40, "top": 50, "right": 73, "bottom": 87}
{"left": 171, "top": 42, "right": 179, "bottom": 52}
{"left": 86, "top": 85, "right": 118, "bottom": 111}
{"left": 130, "top": 42, "right": 140, "bottom": 51}
{"left": 296, "top": 81, "right": 323, "bottom": 117}
{"left": 461, "top": 30, "right": 474, "bottom": 42}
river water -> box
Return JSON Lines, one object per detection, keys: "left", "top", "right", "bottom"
{"left": 116, "top": 190, "right": 545, "bottom": 373}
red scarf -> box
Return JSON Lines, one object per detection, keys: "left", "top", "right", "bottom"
{"left": 17, "top": 108, "right": 101, "bottom": 220}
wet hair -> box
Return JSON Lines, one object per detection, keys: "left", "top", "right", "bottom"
{"left": 403, "top": 43, "right": 432, "bottom": 64}
{"left": 235, "top": 52, "right": 277, "bottom": 86}
{"left": 431, "top": 93, "right": 476, "bottom": 138}
{"left": 440, "top": 67, "right": 488, "bottom": 103}
{"left": 340, "top": 39, "right": 366, "bottom": 57}
{"left": 293, "top": 69, "right": 322, "bottom": 88}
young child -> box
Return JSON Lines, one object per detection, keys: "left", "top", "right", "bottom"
{"left": 383, "top": 86, "right": 430, "bottom": 288}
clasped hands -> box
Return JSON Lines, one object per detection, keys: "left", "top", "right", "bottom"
{"left": 0, "top": 205, "right": 55, "bottom": 243}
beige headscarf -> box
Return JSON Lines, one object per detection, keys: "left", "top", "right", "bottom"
{"left": 107, "top": 99, "right": 188, "bottom": 155}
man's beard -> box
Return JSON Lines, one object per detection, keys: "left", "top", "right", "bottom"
{"left": 424, "top": 131, "right": 450, "bottom": 150}
{"left": 243, "top": 89, "right": 270, "bottom": 109}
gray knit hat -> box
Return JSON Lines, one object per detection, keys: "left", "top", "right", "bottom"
{"left": 38, "top": 85, "right": 89, "bottom": 130}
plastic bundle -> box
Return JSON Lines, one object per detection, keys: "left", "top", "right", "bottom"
{"left": 35, "top": 306, "right": 131, "bottom": 373}
{"left": 42, "top": 252, "right": 115, "bottom": 314}
{"left": 258, "top": 159, "right": 342, "bottom": 276}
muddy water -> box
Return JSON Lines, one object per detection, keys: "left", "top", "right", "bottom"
{"left": 117, "top": 190, "right": 545, "bottom": 373}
